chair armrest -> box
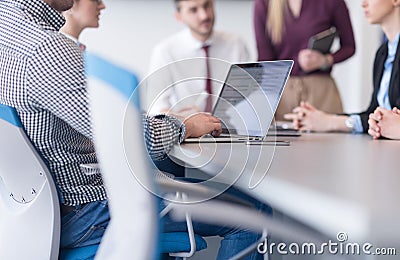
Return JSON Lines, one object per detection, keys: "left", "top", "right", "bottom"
{"left": 157, "top": 175, "right": 255, "bottom": 208}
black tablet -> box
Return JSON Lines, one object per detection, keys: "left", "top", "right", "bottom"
{"left": 308, "top": 27, "right": 336, "bottom": 54}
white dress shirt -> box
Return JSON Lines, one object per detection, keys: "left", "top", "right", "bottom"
{"left": 147, "top": 29, "right": 250, "bottom": 114}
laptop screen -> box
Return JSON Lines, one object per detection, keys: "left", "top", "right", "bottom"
{"left": 212, "top": 60, "right": 293, "bottom": 137}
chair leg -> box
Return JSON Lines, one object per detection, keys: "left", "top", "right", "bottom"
{"left": 169, "top": 193, "right": 197, "bottom": 259}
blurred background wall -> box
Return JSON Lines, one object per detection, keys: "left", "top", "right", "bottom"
{"left": 81, "top": 0, "right": 381, "bottom": 113}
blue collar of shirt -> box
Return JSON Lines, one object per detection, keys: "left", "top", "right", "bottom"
{"left": 387, "top": 32, "right": 400, "bottom": 57}
{"left": 0, "top": 0, "right": 65, "bottom": 31}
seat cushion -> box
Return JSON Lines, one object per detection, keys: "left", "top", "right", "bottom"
{"left": 59, "top": 232, "right": 207, "bottom": 258}
{"left": 59, "top": 244, "right": 99, "bottom": 260}
{"left": 160, "top": 232, "right": 207, "bottom": 253}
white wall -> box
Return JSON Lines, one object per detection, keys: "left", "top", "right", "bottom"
{"left": 81, "top": 0, "right": 381, "bottom": 113}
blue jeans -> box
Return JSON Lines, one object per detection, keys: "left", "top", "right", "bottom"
{"left": 60, "top": 200, "right": 109, "bottom": 248}
{"left": 60, "top": 188, "right": 269, "bottom": 259}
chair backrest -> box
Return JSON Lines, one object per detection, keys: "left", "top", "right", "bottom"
{"left": 85, "top": 53, "right": 158, "bottom": 259}
{"left": 0, "top": 104, "right": 60, "bottom": 259}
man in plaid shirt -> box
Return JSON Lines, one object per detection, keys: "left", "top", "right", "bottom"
{"left": 0, "top": 0, "right": 266, "bottom": 259}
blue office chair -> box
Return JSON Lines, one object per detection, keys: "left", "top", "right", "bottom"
{"left": 59, "top": 245, "right": 99, "bottom": 260}
{"left": 0, "top": 103, "right": 100, "bottom": 260}
{"left": 0, "top": 103, "right": 60, "bottom": 259}
{"left": 85, "top": 53, "right": 206, "bottom": 259}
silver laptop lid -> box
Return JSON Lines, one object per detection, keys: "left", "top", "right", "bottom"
{"left": 212, "top": 60, "right": 293, "bottom": 138}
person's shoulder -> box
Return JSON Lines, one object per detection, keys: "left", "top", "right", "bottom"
{"left": 212, "top": 31, "right": 249, "bottom": 61}
{"left": 32, "top": 32, "right": 82, "bottom": 67}
{"left": 42, "top": 32, "right": 80, "bottom": 54}
{"left": 324, "top": 0, "right": 348, "bottom": 9}
{"left": 255, "top": 0, "right": 268, "bottom": 7}
{"left": 376, "top": 41, "right": 388, "bottom": 56}
{"left": 0, "top": 6, "right": 76, "bottom": 58}
{"left": 214, "top": 30, "right": 246, "bottom": 45}
{"left": 149, "top": 30, "right": 189, "bottom": 69}
{"left": 153, "top": 30, "right": 187, "bottom": 52}
{"left": 0, "top": 7, "right": 48, "bottom": 56}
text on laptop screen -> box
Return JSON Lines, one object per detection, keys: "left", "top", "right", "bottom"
{"left": 212, "top": 60, "right": 293, "bottom": 137}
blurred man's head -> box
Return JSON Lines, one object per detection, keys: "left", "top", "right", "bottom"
{"left": 43, "top": 0, "right": 74, "bottom": 12}
{"left": 174, "top": 0, "right": 215, "bottom": 42}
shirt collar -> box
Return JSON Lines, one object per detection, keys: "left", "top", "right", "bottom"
{"left": 61, "top": 32, "right": 79, "bottom": 44}
{"left": 1, "top": 0, "right": 65, "bottom": 31}
{"left": 387, "top": 32, "right": 400, "bottom": 57}
{"left": 183, "top": 28, "right": 215, "bottom": 50}
{"left": 203, "top": 31, "right": 215, "bottom": 47}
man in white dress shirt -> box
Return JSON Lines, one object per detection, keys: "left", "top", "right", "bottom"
{"left": 147, "top": 0, "right": 250, "bottom": 116}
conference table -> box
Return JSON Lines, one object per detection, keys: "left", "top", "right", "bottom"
{"left": 169, "top": 132, "right": 400, "bottom": 252}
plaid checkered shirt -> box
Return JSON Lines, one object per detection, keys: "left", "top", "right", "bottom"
{"left": 0, "top": 0, "right": 183, "bottom": 206}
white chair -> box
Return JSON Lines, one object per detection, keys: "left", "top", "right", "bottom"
{"left": 86, "top": 53, "right": 158, "bottom": 259}
{"left": 85, "top": 53, "right": 216, "bottom": 259}
{"left": 0, "top": 104, "right": 60, "bottom": 260}
{"left": 0, "top": 104, "right": 101, "bottom": 260}
{"left": 86, "top": 53, "right": 317, "bottom": 260}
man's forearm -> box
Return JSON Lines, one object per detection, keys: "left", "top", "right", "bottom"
{"left": 142, "top": 114, "right": 184, "bottom": 161}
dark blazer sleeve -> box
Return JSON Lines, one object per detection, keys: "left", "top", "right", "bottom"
{"left": 357, "top": 44, "right": 386, "bottom": 132}
{"left": 357, "top": 41, "right": 400, "bottom": 132}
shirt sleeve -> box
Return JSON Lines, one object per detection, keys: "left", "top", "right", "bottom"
{"left": 330, "top": 0, "right": 356, "bottom": 64}
{"left": 26, "top": 33, "right": 92, "bottom": 139}
{"left": 349, "top": 114, "right": 364, "bottom": 134}
{"left": 254, "top": 0, "right": 277, "bottom": 61}
{"left": 143, "top": 114, "right": 184, "bottom": 161}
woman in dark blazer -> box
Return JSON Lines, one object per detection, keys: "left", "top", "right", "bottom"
{"left": 357, "top": 40, "right": 400, "bottom": 132}
{"left": 284, "top": 0, "right": 400, "bottom": 138}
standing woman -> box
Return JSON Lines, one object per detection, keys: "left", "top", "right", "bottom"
{"left": 254, "top": 0, "right": 356, "bottom": 120}
{"left": 61, "top": 0, "right": 106, "bottom": 48}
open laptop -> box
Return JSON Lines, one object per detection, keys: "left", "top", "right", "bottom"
{"left": 184, "top": 60, "right": 294, "bottom": 143}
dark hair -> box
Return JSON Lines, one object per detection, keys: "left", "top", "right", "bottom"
{"left": 174, "top": 0, "right": 186, "bottom": 11}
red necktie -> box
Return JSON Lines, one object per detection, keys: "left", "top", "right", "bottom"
{"left": 202, "top": 45, "right": 213, "bottom": 113}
